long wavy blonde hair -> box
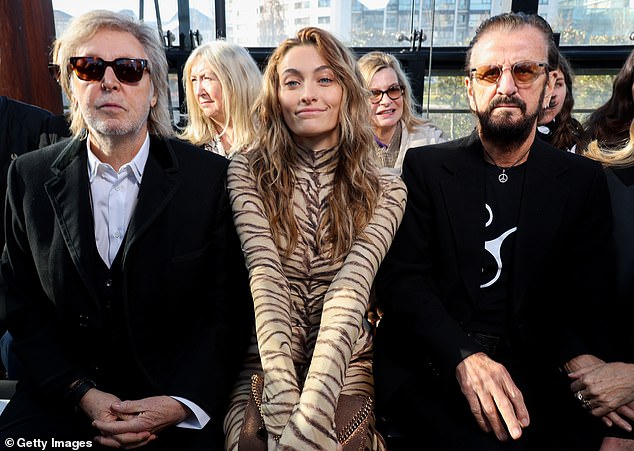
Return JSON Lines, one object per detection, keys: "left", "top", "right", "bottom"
{"left": 585, "top": 119, "right": 634, "bottom": 167}
{"left": 249, "top": 27, "right": 380, "bottom": 259}
{"left": 179, "top": 41, "right": 261, "bottom": 151}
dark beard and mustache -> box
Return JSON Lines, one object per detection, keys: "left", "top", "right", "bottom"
{"left": 476, "top": 91, "right": 545, "bottom": 153}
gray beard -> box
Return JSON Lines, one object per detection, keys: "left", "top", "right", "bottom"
{"left": 85, "top": 110, "right": 149, "bottom": 137}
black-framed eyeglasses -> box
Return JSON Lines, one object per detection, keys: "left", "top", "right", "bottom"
{"left": 69, "top": 57, "right": 149, "bottom": 84}
{"left": 369, "top": 85, "right": 404, "bottom": 104}
{"left": 470, "top": 61, "right": 548, "bottom": 86}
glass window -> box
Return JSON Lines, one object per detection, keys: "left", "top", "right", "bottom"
{"left": 469, "top": 0, "right": 492, "bottom": 10}
{"left": 422, "top": 74, "right": 475, "bottom": 140}
{"left": 48, "top": 0, "right": 629, "bottom": 133}
{"left": 571, "top": 72, "right": 617, "bottom": 121}
{"left": 52, "top": 0, "right": 216, "bottom": 47}
{"left": 226, "top": 0, "right": 517, "bottom": 47}
{"left": 538, "top": 2, "right": 634, "bottom": 45}
{"left": 51, "top": 1, "right": 634, "bottom": 49}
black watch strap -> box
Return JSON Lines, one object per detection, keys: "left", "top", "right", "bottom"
{"left": 66, "top": 377, "right": 97, "bottom": 407}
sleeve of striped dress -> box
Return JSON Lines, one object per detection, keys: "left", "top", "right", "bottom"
{"left": 226, "top": 154, "right": 300, "bottom": 437}
{"left": 278, "top": 175, "right": 408, "bottom": 450}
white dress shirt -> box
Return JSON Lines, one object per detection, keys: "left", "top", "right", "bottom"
{"left": 86, "top": 133, "right": 210, "bottom": 429}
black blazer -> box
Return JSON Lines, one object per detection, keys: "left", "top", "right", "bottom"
{"left": 605, "top": 167, "right": 634, "bottom": 358}
{"left": 375, "top": 132, "right": 617, "bottom": 404}
{"left": 0, "top": 97, "right": 69, "bottom": 227}
{"left": 1, "top": 135, "right": 252, "bottom": 419}
{"left": 0, "top": 97, "right": 70, "bottom": 328}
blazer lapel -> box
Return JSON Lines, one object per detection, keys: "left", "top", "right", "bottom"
{"left": 44, "top": 138, "right": 101, "bottom": 304}
{"left": 122, "top": 136, "right": 179, "bottom": 264}
{"left": 511, "top": 142, "right": 569, "bottom": 315}
{"left": 440, "top": 132, "right": 487, "bottom": 304}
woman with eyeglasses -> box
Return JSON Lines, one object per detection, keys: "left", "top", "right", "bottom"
{"left": 180, "top": 41, "right": 261, "bottom": 159}
{"left": 358, "top": 51, "right": 445, "bottom": 175}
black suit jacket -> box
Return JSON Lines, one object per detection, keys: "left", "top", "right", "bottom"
{"left": 605, "top": 167, "right": 634, "bottom": 358}
{"left": 0, "top": 97, "right": 70, "bottom": 328}
{"left": 1, "top": 135, "right": 252, "bottom": 419}
{"left": 375, "top": 131, "right": 617, "bottom": 405}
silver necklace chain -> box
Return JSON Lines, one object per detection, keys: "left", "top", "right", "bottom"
{"left": 483, "top": 148, "right": 530, "bottom": 183}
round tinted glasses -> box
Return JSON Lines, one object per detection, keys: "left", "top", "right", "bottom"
{"left": 370, "top": 85, "right": 404, "bottom": 104}
{"left": 470, "top": 61, "right": 548, "bottom": 86}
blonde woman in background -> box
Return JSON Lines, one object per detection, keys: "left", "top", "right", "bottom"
{"left": 180, "top": 41, "right": 261, "bottom": 158}
{"left": 358, "top": 51, "right": 446, "bottom": 175}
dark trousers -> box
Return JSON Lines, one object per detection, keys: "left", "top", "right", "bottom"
{"left": 377, "top": 352, "right": 608, "bottom": 451}
{"left": 0, "top": 382, "right": 224, "bottom": 451}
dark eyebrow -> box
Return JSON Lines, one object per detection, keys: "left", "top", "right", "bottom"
{"left": 314, "top": 65, "right": 333, "bottom": 73}
{"left": 280, "top": 65, "right": 334, "bottom": 77}
{"left": 280, "top": 68, "right": 301, "bottom": 77}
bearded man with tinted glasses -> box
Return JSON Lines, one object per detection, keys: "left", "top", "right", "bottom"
{"left": 0, "top": 11, "right": 252, "bottom": 450}
{"left": 374, "top": 12, "right": 630, "bottom": 451}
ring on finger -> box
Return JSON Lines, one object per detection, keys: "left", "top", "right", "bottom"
{"left": 583, "top": 398, "right": 592, "bottom": 411}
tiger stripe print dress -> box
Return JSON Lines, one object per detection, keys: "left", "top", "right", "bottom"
{"left": 224, "top": 145, "right": 407, "bottom": 450}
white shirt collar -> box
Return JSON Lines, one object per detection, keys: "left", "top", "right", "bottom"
{"left": 87, "top": 133, "right": 150, "bottom": 184}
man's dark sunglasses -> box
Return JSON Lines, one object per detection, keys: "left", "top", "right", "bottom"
{"left": 69, "top": 57, "right": 149, "bottom": 84}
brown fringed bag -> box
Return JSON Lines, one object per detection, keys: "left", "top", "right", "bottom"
{"left": 238, "top": 374, "right": 373, "bottom": 450}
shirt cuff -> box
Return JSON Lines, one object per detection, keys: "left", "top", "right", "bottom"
{"left": 170, "top": 396, "right": 211, "bottom": 429}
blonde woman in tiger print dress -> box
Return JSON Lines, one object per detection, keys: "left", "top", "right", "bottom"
{"left": 223, "top": 27, "right": 407, "bottom": 451}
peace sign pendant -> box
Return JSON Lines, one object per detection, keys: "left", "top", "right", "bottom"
{"left": 498, "top": 172, "right": 508, "bottom": 183}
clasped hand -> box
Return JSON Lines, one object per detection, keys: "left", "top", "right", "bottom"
{"left": 569, "top": 360, "right": 634, "bottom": 432}
{"left": 79, "top": 389, "right": 190, "bottom": 448}
{"left": 456, "top": 352, "right": 530, "bottom": 442}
